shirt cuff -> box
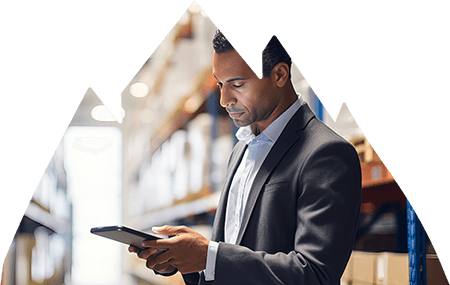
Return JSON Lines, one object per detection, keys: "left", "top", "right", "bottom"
{"left": 203, "top": 241, "right": 219, "bottom": 281}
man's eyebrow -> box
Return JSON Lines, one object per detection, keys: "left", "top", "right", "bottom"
{"left": 213, "top": 74, "right": 246, "bottom": 83}
{"left": 226, "top": 77, "right": 246, "bottom": 82}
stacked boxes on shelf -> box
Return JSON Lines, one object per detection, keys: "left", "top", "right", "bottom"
{"left": 349, "top": 136, "right": 394, "bottom": 188}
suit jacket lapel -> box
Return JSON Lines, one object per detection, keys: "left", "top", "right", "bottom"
{"left": 211, "top": 141, "right": 247, "bottom": 242}
{"left": 235, "top": 104, "right": 315, "bottom": 245}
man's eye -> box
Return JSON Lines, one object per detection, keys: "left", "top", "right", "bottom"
{"left": 233, "top": 83, "right": 244, "bottom": 88}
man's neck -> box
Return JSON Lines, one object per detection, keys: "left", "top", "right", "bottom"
{"left": 254, "top": 87, "right": 298, "bottom": 135}
{"left": 251, "top": 124, "right": 261, "bottom": 136}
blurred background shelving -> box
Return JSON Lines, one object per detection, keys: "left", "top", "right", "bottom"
{"left": 1, "top": 3, "right": 448, "bottom": 285}
{"left": 2, "top": 140, "right": 73, "bottom": 285}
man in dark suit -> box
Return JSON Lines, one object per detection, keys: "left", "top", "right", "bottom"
{"left": 130, "top": 30, "right": 361, "bottom": 285}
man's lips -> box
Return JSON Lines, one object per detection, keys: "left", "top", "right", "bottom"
{"left": 228, "top": 112, "right": 244, "bottom": 119}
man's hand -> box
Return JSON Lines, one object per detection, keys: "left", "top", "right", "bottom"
{"left": 141, "top": 225, "right": 210, "bottom": 274}
{"left": 128, "top": 244, "right": 176, "bottom": 274}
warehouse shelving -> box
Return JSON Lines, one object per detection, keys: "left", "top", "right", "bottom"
{"left": 112, "top": 4, "right": 448, "bottom": 285}
{"left": 2, "top": 140, "right": 72, "bottom": 285}
{"left": 346, "top": 136, "right": 448, "bottom": 285}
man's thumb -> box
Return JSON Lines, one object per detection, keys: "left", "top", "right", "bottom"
{"left": 152, "top": 225, "right": 175, "bottom": 235}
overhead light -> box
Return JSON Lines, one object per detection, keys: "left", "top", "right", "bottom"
{"left": 91, "top": 105, "right": 126, "bottom": 122}
{"left": 188, "top": 3, "right": 207, "bottom": 18}
{"left": 129, "top": 82, "right": 149, "bottom": 98}
{"left": 184, "top": 96, "right": 201, "bottom": 113}
{"left": 189, "top": 2, "right": 202, "bottom": 14}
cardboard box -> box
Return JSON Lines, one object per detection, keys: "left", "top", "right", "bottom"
{"left": 342, "top": 251, "right": 408, "bottom": 285}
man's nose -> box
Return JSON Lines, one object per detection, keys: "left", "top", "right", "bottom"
{"left": 219, "top": 86, "right": 235, "bottom": 108}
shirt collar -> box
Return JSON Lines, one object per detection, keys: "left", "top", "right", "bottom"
{"left": 236, "top": 95, "right": 304, "bottom": 145}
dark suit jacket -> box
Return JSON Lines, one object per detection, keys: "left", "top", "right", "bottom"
{"left": 184, "top": 103, "right": 361, "bottom": 285}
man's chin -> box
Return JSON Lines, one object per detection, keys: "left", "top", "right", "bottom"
{"left": 232, "top": 119, "right": 250, "bottom": 128}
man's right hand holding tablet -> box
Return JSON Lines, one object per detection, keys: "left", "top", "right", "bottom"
{"left": 128, "top": 243, "right": 177, "bottom": 275}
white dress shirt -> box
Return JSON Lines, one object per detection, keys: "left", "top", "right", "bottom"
{"left": 203, "top": 95, "right": 305, "bottom": 281}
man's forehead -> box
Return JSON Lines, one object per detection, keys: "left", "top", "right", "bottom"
{"left": 213, "top": 50, "right": 254, "bottom": 80}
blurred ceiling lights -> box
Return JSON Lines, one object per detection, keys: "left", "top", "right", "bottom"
{"left": 184, "top": 96, "right": 201, "bottom": 113}
{"left": 129, "top": 82, "right": 150, "bottom": 98}
{"left": 188, "top": 2, "right": 207, "bottom": 17}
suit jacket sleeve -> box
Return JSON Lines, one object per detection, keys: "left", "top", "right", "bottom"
{"left": 198, "top": 140, "right": 361, "bottom": 285}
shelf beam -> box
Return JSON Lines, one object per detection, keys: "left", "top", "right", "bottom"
{"left": 128, "top": 192, "right": 220, "bottom": 230}
{"left": 24, "top": 202, "right": 71, "bottom": 234}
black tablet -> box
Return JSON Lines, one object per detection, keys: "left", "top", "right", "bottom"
{"left": 90, "top": 225, "right": 167, "bottom": 250}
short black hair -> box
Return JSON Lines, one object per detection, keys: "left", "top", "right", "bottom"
{"left": 212, "top": 30, "right": 234, "bottom": 54}
{"left": 263, "top": 36, "right": 292, "bottom": 79}
{"left": 212, "top": 30, "right": 292, "bottom": 78}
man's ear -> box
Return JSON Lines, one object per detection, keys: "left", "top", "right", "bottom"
{"left": 271, "top": 62, "right": 290, "bottom": 88}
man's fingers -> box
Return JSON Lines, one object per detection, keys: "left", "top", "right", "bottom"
{"left": 141, "top": 236, "right": 178, "bottom": 248}
{"left": 153, "top": 262, "right": 174, "bottom": 273}
{"left": 141, "top": 225, "right": 190, "bottom": 248}
{"left": 128, "top": 245, "right": 137, "bottom": 253}
{"left": 137, "top": 248, "right": 158, "bottom": 259}
{"left": 152, "top": 225, "right": 189, "bottom": 236}
{"left": 146, "top": 257, "right": 157, "bottom": 269}
{"left": 154, "top": 250, "right": 172, "bottom": 264}
{"left": 145, "top": 255, "right": 171, "bottom": 270}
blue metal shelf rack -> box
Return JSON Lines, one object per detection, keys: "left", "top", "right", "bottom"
{"left": 407, "top": 200, "right": 427, "bottom": 285}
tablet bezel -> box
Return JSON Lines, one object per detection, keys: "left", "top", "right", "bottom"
{"left": 90, "top": 225, "right": 167, "bottom": 250}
